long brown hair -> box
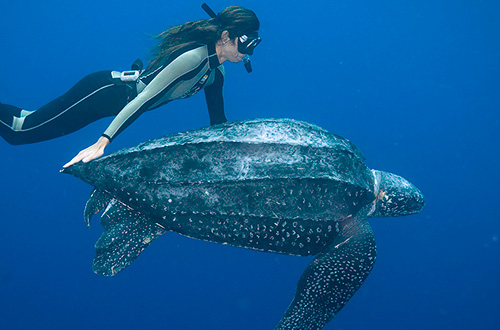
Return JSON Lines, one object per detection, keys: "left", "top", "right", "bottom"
{"left": 147, "top": 6, "right": 260, "bottom": 70}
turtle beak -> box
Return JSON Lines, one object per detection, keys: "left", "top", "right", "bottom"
{"left": 369, "top": 170, "right": 425, "bottom": 217}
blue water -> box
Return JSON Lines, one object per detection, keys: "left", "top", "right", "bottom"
{"left": 1, "top": 1, "right": 499, "bottom": 329}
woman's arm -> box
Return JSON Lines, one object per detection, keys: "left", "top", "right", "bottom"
{"left": 204, "top": 66, "right": 227, "bottom": 125}
{"left": 103, "top": 49, "right": 206, "bottom": 141}
{"left": 63, "top": 47, "right": 207, "bottom": 167}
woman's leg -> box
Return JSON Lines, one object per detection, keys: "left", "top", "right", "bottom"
{"left": 0, "top": 71, "right": 128, "bottom": 145}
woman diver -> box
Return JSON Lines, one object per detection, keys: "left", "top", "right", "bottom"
{"left": 0, "top": 5, "right": 261, "bottom": 168}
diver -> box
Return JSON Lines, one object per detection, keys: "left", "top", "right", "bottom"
{"left": 0, "top": 5, "right": 261, "bottom": 168}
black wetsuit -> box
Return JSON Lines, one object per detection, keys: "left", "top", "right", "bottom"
{"left": 0, "top": 44, "right": 226, "bottom": 145}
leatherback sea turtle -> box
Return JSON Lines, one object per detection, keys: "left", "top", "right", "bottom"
{"left": 62, "top": 118, "right": 424, "bottom": 330}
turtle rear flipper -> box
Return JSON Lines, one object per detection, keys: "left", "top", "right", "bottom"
{"left": 275, "top": 221, "right": 377, "bottom": 330}
{"left": 84, "top": 189, "right": 112, "bottom": 227}
{"left": 93, "top": 199, "right": 167, "bottom": 276}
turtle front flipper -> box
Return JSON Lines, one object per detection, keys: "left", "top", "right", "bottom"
{"left": 275, "top": 221, "right": 377, "bottom": 330}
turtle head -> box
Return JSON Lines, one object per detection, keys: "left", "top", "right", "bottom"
{"left": 369, "top": 170, "right": 425, "bottom": 217}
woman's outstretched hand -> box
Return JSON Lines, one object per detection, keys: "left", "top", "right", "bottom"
{"left": 63, "top": 136, "right": 110, "bottom": 168}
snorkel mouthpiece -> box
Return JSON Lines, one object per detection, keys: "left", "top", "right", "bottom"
{"left": 243, "top": 56, "right": 252, "bottom": 72}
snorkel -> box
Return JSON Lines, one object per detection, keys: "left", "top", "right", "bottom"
{"left": 202, "top": 3, "right": 259, "bottom": 73}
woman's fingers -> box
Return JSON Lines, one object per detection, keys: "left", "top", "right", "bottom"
{"left": 63, "top": 137, "right": 109, "bottom": 168}
{"left": 63, "top": 149, "right": 93, "bottom": 168}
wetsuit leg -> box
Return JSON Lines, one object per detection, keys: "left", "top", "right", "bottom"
{"left": 0, "top": 71, "right": 128, "bottom": 145}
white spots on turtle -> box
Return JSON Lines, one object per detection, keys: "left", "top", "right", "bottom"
{"left": 143, "top": 236, "right": 153, "bottom": 244}
{"left": 155, "top": 222, "right": 166, "bottom": 229}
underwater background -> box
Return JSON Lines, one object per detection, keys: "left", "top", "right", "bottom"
{"left": 1, "top": 0, "right": 499, "bottom": 329}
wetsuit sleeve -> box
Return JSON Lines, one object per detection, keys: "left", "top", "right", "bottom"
{"left": 204, "top": 66, "right": 227, "bottom": 125}
{"left": 102, "top": 50, "right": 204, "bottom": 141}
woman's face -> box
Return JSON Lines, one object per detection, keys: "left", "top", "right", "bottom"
{"left": 223, "top": 38, "right": 246, "bottom": 63}
{"left": 216, "top": 31, "right": 246, "bottom": 64}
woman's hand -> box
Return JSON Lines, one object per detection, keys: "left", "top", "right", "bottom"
{"left": 63, "top": 136, "right": 110, "bottom": 168}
